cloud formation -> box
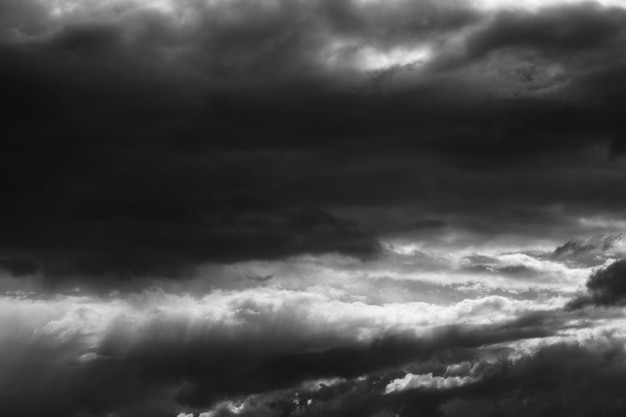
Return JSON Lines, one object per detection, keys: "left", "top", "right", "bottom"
{"left": 4, "top": 1, "right": 626, "bottom": 416}
{"left": 384, "top": 372, "right": 475, "bottom": 394}
{"left": 1, "top": 0, "right": 626, "bottom": 280}
{"left": 568, "top": 258, "right": 626, "bottom": 308}
{"left": 0, "top": 287, "right": 577, "bottom": 416}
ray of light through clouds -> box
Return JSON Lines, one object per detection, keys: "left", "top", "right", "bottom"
{"left": 4, "top": 0, "right": 626, "bottom": 416}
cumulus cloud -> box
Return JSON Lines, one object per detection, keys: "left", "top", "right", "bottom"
{"left": 568, "top": 258, "right": 626, "bottom": 308}
{"left": 0, "top": 287, "right": 575, "bottom": 415}
{"left": 384, "top": 373, "right": 475, "bottom": 393}
{"left": 4, "top": 1, "right": 626, "bottom": 415}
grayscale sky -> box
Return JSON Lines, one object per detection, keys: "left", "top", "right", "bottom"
{"left": 2, "top": 1, "right": 626, "bottom": 416}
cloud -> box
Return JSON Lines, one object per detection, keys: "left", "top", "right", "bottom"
{"left": 187, "top": 336, "right": 626, "bottom": 417}
{"left": 244, "top": 273, "right": 274, "bottom": 282}
{"left": 0, "top": 256, "right": 39, "bottom": 276}
{"left": 2, "top": 0, "right": 626, "bottom": 282}
{"left": 553, "top": 233, "right": 623, "bottom": 258}
{"left": 0, "top": 288, "right": 571, "bottom": 415}
{"left": 3, "top": 1, "right": 626, "bottom": 416}
{"left": 0, "top": 199, "right": 380, "bottom": 280}
{"left": 568, "top": 258, "right": 626, "bottom": 308}
{"left": 466, "top": 2, "right": 626, "bottom": 59}
{"left": 384, "top": 373, "right": 475, "bottom": 393}
{"left": 439, "top": 337, "right": 626, "bottom": 417}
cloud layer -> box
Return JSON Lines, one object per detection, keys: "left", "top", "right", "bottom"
{"left": 3, "top": 1, "right": 626, "bottom": 416}
{"left": 2, "top": 0, "right": 626, "bottom": 279}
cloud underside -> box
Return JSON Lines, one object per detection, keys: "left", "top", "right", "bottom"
{"left": 568, "top": 258, "right": 626, "bottom": 308}
{"left": 4, "top": 1, "right": 626, "bottom": 416}
{"left": 1, "top": 0, "right": 626, "bottom": 278}
{"left": 0, "top": 286, "right": 620, "bottom": 417}
{"left": 1, "top": 285, "right": 625, "bottom": 417}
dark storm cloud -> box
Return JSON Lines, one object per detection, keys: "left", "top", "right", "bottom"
{"left": 1, "top": 194, "right": 379, "bottom": 279}
{"left": 0, "top": 256, "right": 39, "bottom": 277}
{"left": 436, "top": 338, "right": 626, "bottom": 417}
{"left": 0, "top": 334, "right": 180, "bottom": 417}
{"left": 408, "top": 218, "right": 448, "bottom": 230}
{"left": 466, "top": 2, "right": 626, "bottom": 59}
{"left": 0, "top": 307, "right": 567, "bottom": 416}
{"left": 109, "top": 313, "right": 557, "bottom": 408}
{"left": 177, "top": 337, "right": 626, "bottom": 417}
{"left": 4, "top": 2, "right": 626, "bottom": 417}
{"left": 568, "top": 258, "right": 626, "bottom": 308}
{"left": 2, "top": 0, "right": 626, "bottom": 281}
{"left": 375, "top": 339, "right": 626, "bottom": 417}
{"left": 554, "top": 233, "right": 623, "bottom": 257}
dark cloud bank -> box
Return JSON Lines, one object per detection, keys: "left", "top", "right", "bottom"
{"left": 3, "top": 1, "right": 626, "bottom": 416}
{"left": 568, "top": 258, "right": 626, "bottom": 308}
{"left": 0, "top": 306, "right": 592, "bottom": 417}
{"left": 1, "top": 0, "right": 626, "bottom": 282}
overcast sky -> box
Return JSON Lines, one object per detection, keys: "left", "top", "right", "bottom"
{"left": 3, "top": 0, "right": 626, "bottom": 416}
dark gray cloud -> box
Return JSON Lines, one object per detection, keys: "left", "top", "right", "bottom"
{"left": 168, "top": 337, "right": 626, "bottom": 417}
{"left": 568, "top": 258, "right": 626, "bottom": 308}
{"left": 466, "top": 2, "right": 626, "bottom": 58}
{"left": 460, "top": 254, "right": 543, "bottom": 279}
{"left": 0, "top": 307, "right": 567, "bottom": 416}
{"left": 3, "top": 2, "right": 626, "bottom": 416}
{"left": 0, "top": 256, "right": 39, "bottom": 277}
{"left": 112, "top": 311, "right": 561, "bottom": 408}
{"left": 437, "top": 338, "right": 626, "bottom": 417}
{"left": 552, "top": 233, "right": 624, "bottom": 269}
{"left": 2, "top": 0, "right": 626, "bottom": 282}
{"left": 554, "top": 233, "right": 623, "bottom": 258}
{"left": 0, "top": 0, "right": 626, "bottom": 284}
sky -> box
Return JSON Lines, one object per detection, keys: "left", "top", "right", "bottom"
{"left": 3, "top": 0, "right": 626, "bottom": 416}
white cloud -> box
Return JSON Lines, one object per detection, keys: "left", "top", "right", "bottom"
{"left": 0, "top": 284, "right": 567, "bottom": 367}
{"left": 384, "top": 372, "right": 475, "bottom": 394}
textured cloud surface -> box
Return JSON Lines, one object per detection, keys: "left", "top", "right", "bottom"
{"left": 3, "top": 0, "right": 626, "bottom": 416}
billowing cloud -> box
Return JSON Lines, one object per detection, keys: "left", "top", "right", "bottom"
{"left": 1, "top": 0, "right": 626, "bottom": 280}
{"left": 182, "top": 336, "right": 626, "bottom": 417}
{"left": 0, "top": 286, "right": 580, "bottom": 415}
{"left": 3, "top": 1, "right": 626, "bottom": 416}
{"left": 568, "top": 258, "right": 626, "bottom": 308}
{"left": 384, "top": 373, "right": 475, "bottom": 393}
